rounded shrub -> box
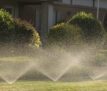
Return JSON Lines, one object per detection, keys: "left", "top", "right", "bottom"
{"left": 68, "top": 12, "right": 105, "bottom": 44}
{"left": 14, "top": 19, "right": 41, "bottom": 48}
{"left": 0, "top": 9, "right": 41, "bottom": 48}
{"left": 47, "top": 23, "right": 83, "bottom": 47}
{"left": 0, "top": 9, "right": 41, "bottom": 56}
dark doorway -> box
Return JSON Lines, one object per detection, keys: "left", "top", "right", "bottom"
{"left": 19, "top": 4, "right": 41, "bottom": 35}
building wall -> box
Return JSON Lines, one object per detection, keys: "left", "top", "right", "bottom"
{"left": 19, "top": 5, "right": 36, "bottom": 25}
{"left": 56, "top": 0, "right": 107, "bottom": 9}
{"left": 18, "top": 2, "right": 49, "bottom": 43}
{"left": 1, "top": 0, "right": 107, "bottom": 41}
{"left": 95, "top": 0, "right": 107, "bottom": 9}
{"left": 52, "top": 0, "right": 107, "bottom": 26}
{"left": 48, "top": 5, "right": 56, "bottom": 29}
{"left": 53, "top": 3, "right": 107, "bottom": 22}
{"left": 72, "top": 0, "right": 93, "bottom": 7}
{"left": 62, "top": 0, "right": 71, "bottom": 4}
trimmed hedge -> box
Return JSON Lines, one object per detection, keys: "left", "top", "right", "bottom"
{"left": 68, "top": 12, "right": 105, "bottom": 44}
{"left": 0, "top": 9, "right": 41, "bottom": 48}
{"left": 0, "top": 9, "right": 14, "bottom": 31}
{"left": 0, "top": 9, "right": 14, "bottom": 44}
{"left": 47, "top": 23, "right": 83, "bottom": 47}
{"left": 14, "top": 19, "right": 41, "bottom": 48}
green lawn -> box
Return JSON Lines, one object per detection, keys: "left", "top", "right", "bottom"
{"left": 0, "top": 81, "right": 107, "bottom": 91}
{"left": 0, "top": 54, "right": 107, "bottom": 91}
{"left": 0, "top": 56, "right": 32, "bottom": 62}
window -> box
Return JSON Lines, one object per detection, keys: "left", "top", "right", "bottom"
{"left": 55, "top": 10, "right": 62, "bottom": 24}
{"left": 55, "top": 0, "right": 62, "bottom": 3}
{"left": 57, "top": 0, "right": 62, "bottom": 2}
{"left": 93, "top": 0, "right": 95, "bottom": 7}
{"left": 71, "top": 0, "right": 72, "bottom": 4}
{"left": 4, "top": 6, "right": 14, "bottom": 16}
{"left": 5, "top": 8, "right": 13, "bottom": 14}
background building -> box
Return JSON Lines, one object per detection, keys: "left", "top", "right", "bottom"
{"left": 0, "top": 0, "right": 107, "bottom": 40}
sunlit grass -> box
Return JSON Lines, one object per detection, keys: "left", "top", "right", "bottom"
{"left": 0, "top": 81, "right": 107, "bottom": 91}
{"left": 0, "top": 56, "right": 32, "bottom": 62}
